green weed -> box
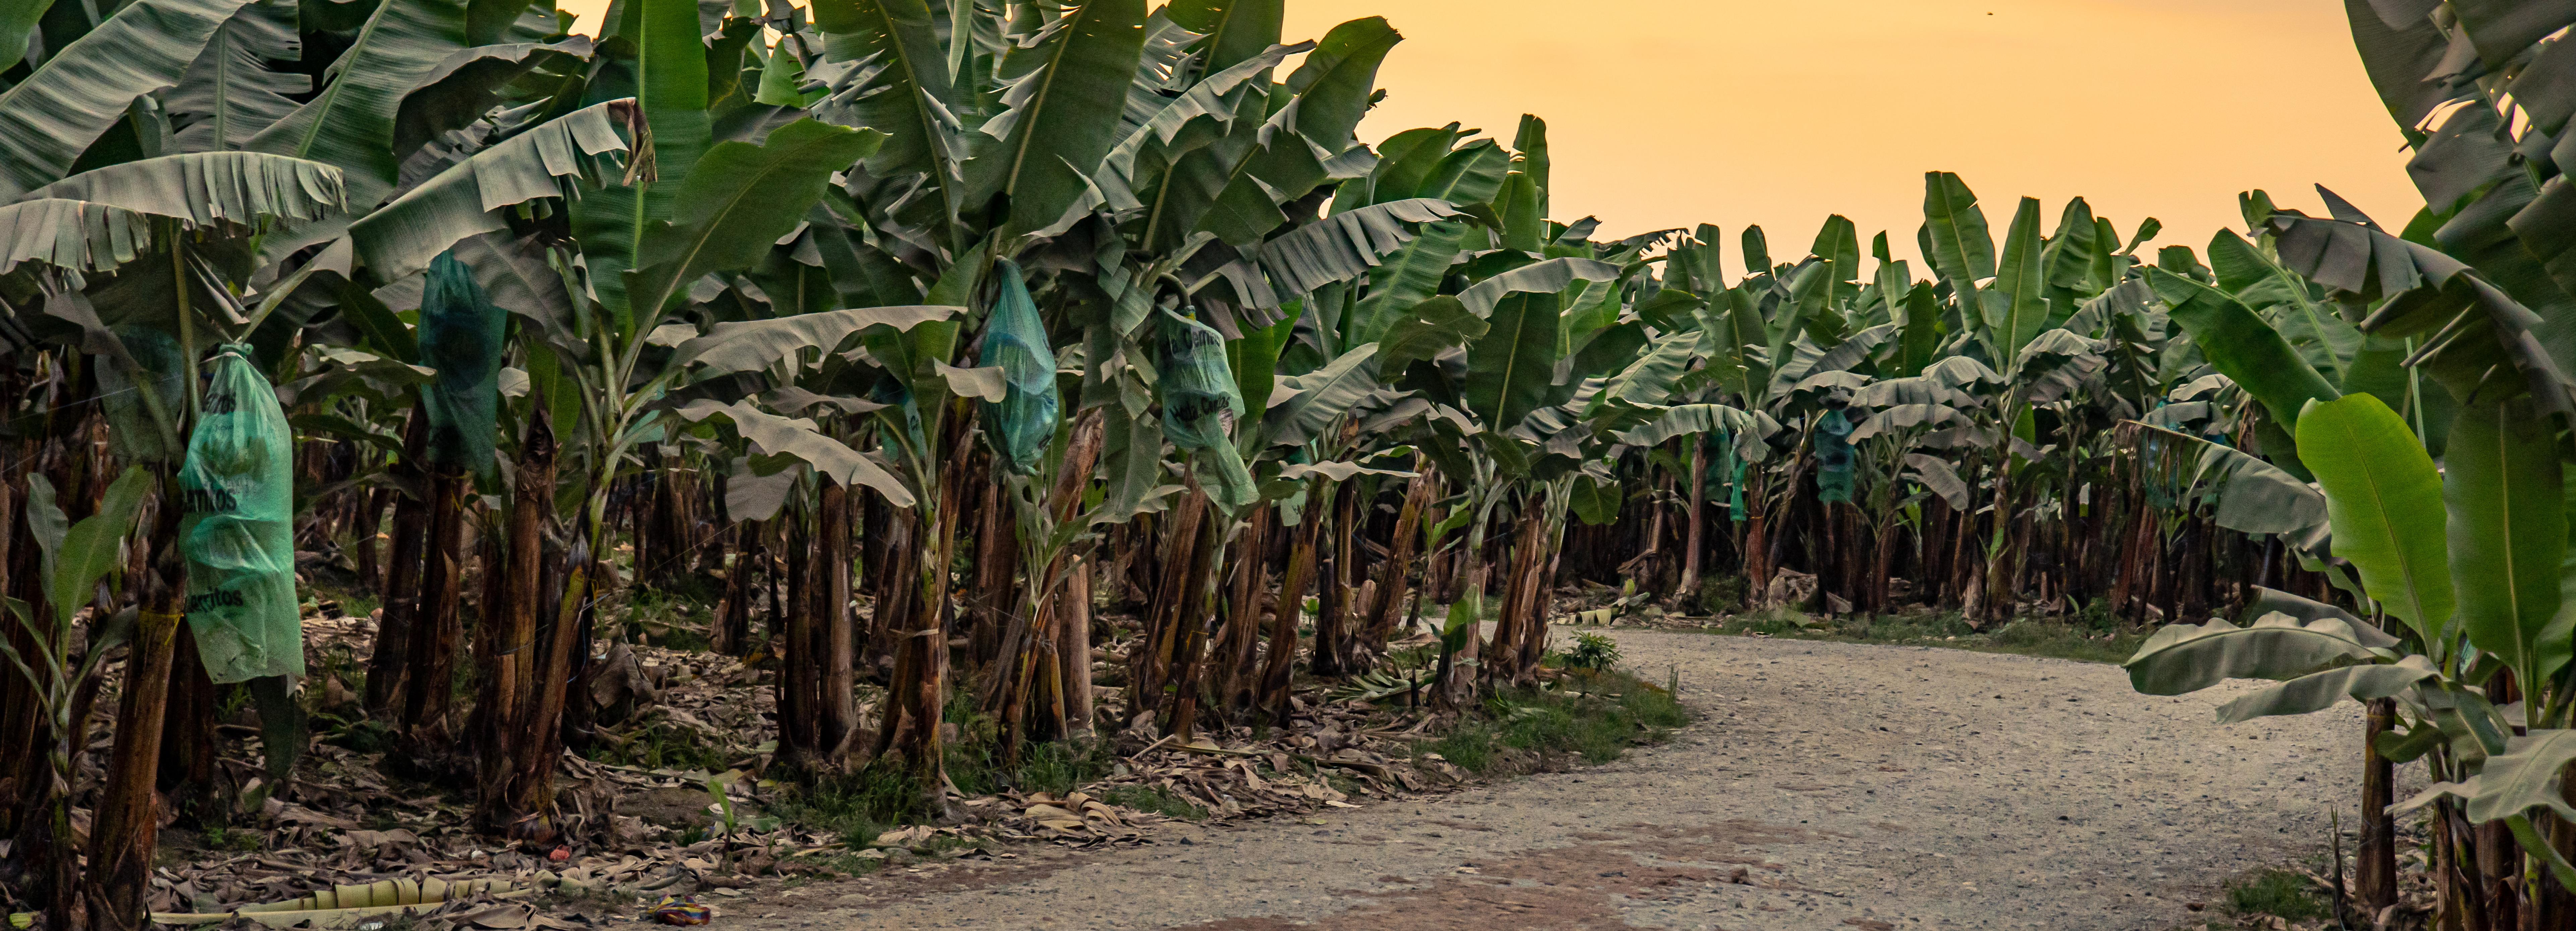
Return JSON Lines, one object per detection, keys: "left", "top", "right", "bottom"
{"left": 1415, "top": 667, "right": 1687, "bottom": 775}
{"left": 1694, "top": 574, "right": 1747, "bottom": 615}
{"left": 2223, "top": 869, "right": 2329, "bottom": 922}
{"left": 1101, "top": 785, "right": 1206, "bottom": 821}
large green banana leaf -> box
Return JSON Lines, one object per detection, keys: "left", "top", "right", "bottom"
{"left": 1375, "top": 295, "right": 1485, "bottom": 373}
{"left": 2447, "top": 396, "right": 2570, "bottom": 682}
{"left": 0, "top": 0, "right": 263, "bottom": 198}
{"left": 2207, "top": 229, "right": 2359, "bottom": 384}
{"left": 811, "top": 0, "right": 956, "bottom": 222}
{"left": 1265, "top": 344, "right": 1380, "bottom": 447}
{"left": 1983, "top": 196, "right": 2047, "bottom": 365}
{"left": 2296, "top": 393, "right": 2453, "bottom": 644}
{"left": 1257, "top": 198, "right": 1461, "bottom": 299}
{"left": 1919, "top": 170, "right": 1995, "bottom": 288}
{"left": 1348, "top": 221, "right": 1467, "bottom": 345}
{"left": 674, "top": 399, "right": 913, "bottom": 506}
{"left": 973, "top": 0, "right": 1146, "bottom": 238}
{"left": 622, "top": 119, "right": 885, "bottom": 321}
{"left": 243, "top": 0, "right": 470, "bottom": 205}
{"left": 166, "top": 0, "right": 305, "bottom": 152}
{"left": 2123, "top": 612, "right": 2390, "bottom": 696}
{"left": 2213, "top": 657, "right": 2437, "bottom": 724}
{"left": 349, "top": 100, "right": 630, "bottom": 281}
{"left": 1164, "top": 0, "right": 1284, "bottom": 75}
{"left": 2148, "top": 267, "right": 2339, "bottom": 430}
{"left": 570, "top": 0, "right": 705, "bottom": 335}
{"left": 1464, "top": 291, "right": 1560, "bottom": 435}
{"left": 22, "top": 152, "right": 344, "bottom": 228}
{"left": 1458, "top": 257, "right": 1622, "bottom": 318}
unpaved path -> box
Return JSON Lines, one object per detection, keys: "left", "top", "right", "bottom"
{"left": 730, "top": 628, "right": 2365, "bottom": 930}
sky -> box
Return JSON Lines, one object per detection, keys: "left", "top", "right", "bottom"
{"left": 558, "top": 0, "right": 2425, "bottom": 267}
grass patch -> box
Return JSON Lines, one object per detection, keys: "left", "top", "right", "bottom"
{"left": 200, "top": 825, "right": 264, "bottom": 852}
{"left": 1691, "top": 607, "right": 2149, "bottom": 664}
{"left": 778, "top": 691, "right": 1119, "bottom": 840}
{"left": 1416, "top": 667, "right": 1689, "bottom": 777}
{"left": 618, "top": 578, "right": 721, "bottom": 653}
{"left": 1101, "top": 785, "right": 1207, "bottom": 821}
{"left": 2223, "top": 868, "right": 2330, "bottom": 922}
{"left": 584, "top": 717, "right": 738, "bottom": 773}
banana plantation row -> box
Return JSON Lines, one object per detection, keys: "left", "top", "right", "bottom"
{"left": 0, "top": 0, "right": 2568, "bottom": 928}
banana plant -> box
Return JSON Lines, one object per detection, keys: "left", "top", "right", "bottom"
{"left": 0, "top": 468, "right": 153, "bottom": 927}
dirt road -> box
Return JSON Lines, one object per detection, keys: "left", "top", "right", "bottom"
{"left": 731, "top": 628, "right": 2364, "bottom": 930}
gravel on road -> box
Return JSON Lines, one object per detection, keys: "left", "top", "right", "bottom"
{"left": 726, "top": 627, "right": 2367, "bottom": 930}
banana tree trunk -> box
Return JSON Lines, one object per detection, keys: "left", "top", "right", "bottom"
{"left": 874, "top": 406, "right": 967, "bottom": 816}
{"left": 476, "top": 411, "right": 553, "bottom": 832}
{"left": 84, "top": 485, "right": 187, "bottom": 931}
{"left": 1161, "top": 493, "right": 1227, "bottom": 743}
{"left": 817, "top": 477, "right": 858, "bottom": 760}
{"left": 502, "top": 464, "right": 602, "bottom": 841}
{"left": 1132, "top": 487, "right": 1208, "bottom": 721}
{"left": 1218, "top": 503, "right": 1274, "bottom": 711}
{"left": 1679, "top": 443, "right": 1705, "bottom": 597}
{"left": 399, "top": 466, "right": 470, "bottom": 753}
{"left": 2358, "top": 697, "right": 2397, "bottom": 914}
{"left": 1312, "top": 480, "right": 1356, "bottom": 676}
{"left": 1484, "top": 502, "right": 1546, "bottom": 687}
{"left": 365, "top": 410, "right": 432, "bottom": 719}
{"left": 1058, "top": 557, "right": 1095, "bottom": 737}
{"left": 355, "top": 485, "right": 391, "bottom": 592}
{"left": 1366, "top": 471, "right": 1431, "bottom": 644}
{"left": 155, "top": 636, "right": 219, "bottom": 820}
{"left": 779, "top": 503, "right": 819, "bottom": 765}
{"left": 1264, "top": 501, "right": 1322, "bottom": 723}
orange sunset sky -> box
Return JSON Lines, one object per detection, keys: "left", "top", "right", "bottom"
{"left": 558, "top": 0, "right": 2423, "bottom": 266}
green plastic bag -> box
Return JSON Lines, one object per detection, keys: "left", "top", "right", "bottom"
{"left": 979, "top": 259, "right": 1059, "bottom": 476}
{"left": 1155, "top": 308, "right": 1255, "bottom": 510}
{"left": 181, "top": 343, "right": 302, "bottom": 683}
{"left": 419, "top": 251, "right": 507, "bottom": 479}
{"left": 1814, "top": 407, "right": 1855, "bottom": 505}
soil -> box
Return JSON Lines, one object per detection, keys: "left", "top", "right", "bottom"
{"left": 721, "top": 628, "right": 2368, "bottom": 930}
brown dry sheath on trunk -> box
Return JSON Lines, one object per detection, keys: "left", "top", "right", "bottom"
{"left": 83, "top": 489, "right": 187, "bottom": 931}
{"left": 400, "top": 467, "right": 470, "bottom": 747}
{"left": 1263, "top": 507, "right": 1320, "bottom": 723}
{"left": 1058, "top": 558, "right": 1095, "bottom": 736}
{"left": 1365, "top": 470, "right": 1431, "bottom": 643}
{"left": 1218, "top": 503, "right": 1274, "bottom": 710}
{"left": 818, "top": 477, "right": 858, "bottom": 759}
{"left": 1680, "top": 442, "right": 1705, "bottom": 596}
{"left": 779, "top": 507, "right": 817, "bottom": 762}
{"left": 477, "top": 410, "right": 552, "bottom": 831}
{"left": 365, "top": 409, "right": 433, "bottom": 718}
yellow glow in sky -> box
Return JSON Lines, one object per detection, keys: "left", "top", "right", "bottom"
{"left": 557, "top": 0, "right": 2423, "bottom": 265}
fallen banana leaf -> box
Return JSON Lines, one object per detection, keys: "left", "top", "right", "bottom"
{"left": 150, "top": 877, "right": 529, "bottom": 927}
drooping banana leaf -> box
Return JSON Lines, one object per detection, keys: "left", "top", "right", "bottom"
{"left": 166, "top": 0, "right": 305, "bottom": 152}
{"left": 348, "top": 100, "right": 632, "bottom": 282}
{"left": 2148, "top": 267, "right": 2339, "bottom": 431}
{"left": 242, "top": 0, "right": 471, "bottom": 206}
{"left": 621, "top": 119, "right": 886, "bottom": 320}
{"left": 2123, "top": 612, "right": 2393, "bottom": 696}
{"left": 0, "top": 0, "right": 263, "bottom": 198}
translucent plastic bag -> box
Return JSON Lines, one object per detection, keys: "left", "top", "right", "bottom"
{"left": 418, "top": 251, "right": 506, "bottom": 479}
{"left": 1814, "top": 407, "right": 1855, "bottom": 505}
{"left": 181, "top": 344, "right": 302, "bottom": 683}
{"left": 1155, "top": 308, "right": 1255, "bottom": 510}
{"left": 979, "top": 259, "right": 1059, "bottom": 475}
